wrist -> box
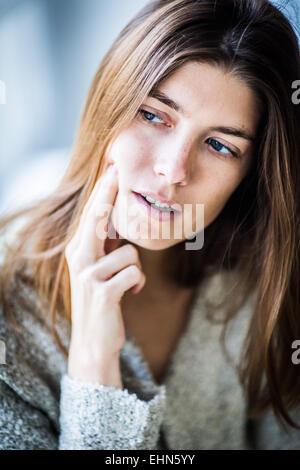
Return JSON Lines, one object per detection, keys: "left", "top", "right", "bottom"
{"left": 67, "top": 346, "right": 123, "bottom": 389}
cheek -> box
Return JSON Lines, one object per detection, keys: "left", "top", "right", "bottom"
{"left": 107, "top": 128, "right": 152, "bottom": 169}
{"left": 191, "top": 169, "right": 244, "bottom": 228}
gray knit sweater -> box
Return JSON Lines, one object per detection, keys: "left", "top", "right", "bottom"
{"left": 0, "top": 239, "right": 300, "bottom": 450}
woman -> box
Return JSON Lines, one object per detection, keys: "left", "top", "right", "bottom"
{"left": 0, "top": 0, "right": 299, "bottom": 450}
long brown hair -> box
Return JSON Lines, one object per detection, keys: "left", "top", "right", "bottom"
{"left": 0, "top": 0, "right": 299, "bottom": 433}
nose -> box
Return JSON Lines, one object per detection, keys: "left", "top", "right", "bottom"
{"left": 153, "top": 136, "right": 195, "bottom": 186}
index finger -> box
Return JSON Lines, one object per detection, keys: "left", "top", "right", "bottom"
{"left": 81, "top": 163, "right": 116, "bottom": 219}
{"left": 76, "top": 164, "right": 119, "bottom": 264}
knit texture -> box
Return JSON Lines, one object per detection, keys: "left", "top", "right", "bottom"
{"left": 1, "top": 236, "right": 300, "bottom": 449}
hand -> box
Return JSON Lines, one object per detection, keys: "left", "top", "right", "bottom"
{"left": 64, "top": 163, "right": 146, "bottom": 386}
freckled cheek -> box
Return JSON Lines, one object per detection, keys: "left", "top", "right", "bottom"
{"left": 108, "top": 130, "right": 152, "bottom": 169}
{"left": 107, "top": 131, "right": 153, "bottom": 196}
{"left": 126, "top": 132, "right": 156, "bottom": 169}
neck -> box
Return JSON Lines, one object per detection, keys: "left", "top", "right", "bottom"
{"left": 118, "top": 240, "right": 187, "bottom": 301}
{"left": 138, "top": 245, "right": 178, "bottom": 290}
{"left": 120, "top": 241, "right": 197, "bottom": 326}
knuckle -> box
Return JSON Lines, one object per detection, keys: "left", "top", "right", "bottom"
{"left": 125, "top": 243, "right": 138, "bottom": 259}
{"left": 100, "top": 283, "right": 114, "bottom": 301}
{"left": 78, "top": 268, "right": 92, "bottom": 283}
{"left": 128, "top": 264, "right": 140, "bottom": 277}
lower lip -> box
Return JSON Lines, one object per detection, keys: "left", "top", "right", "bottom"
{"left": 132, "top": 192, "right": 180, "bottom": 222}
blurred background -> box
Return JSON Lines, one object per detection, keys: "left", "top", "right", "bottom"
{"left": 0, "top": 0, "right": 299, "bottom": 215}
{"left": 0, "top": 0, "right": 149, "bottom": 215}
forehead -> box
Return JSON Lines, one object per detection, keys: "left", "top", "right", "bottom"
{"left": 155, "top": 61, "right": 259, "bottom": 132}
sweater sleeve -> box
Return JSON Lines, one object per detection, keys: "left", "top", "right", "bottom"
{"left": 58, "top": 373, "right": 167, "bottom": 450}
{"left": 0, "top": 371, "right": 166, "bottom": 450}
{"left": 0, "top": 379, "right": 58, "bottom": 450}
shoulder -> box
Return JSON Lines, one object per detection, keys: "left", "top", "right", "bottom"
{"left": 0, "top": 233, "right": 69, "bottom": 421}
{"left": 0, "top": 228, "right": 70, "bottom": 348}
{"left": 197, "top": 266, "right": 257, "bottom": 310}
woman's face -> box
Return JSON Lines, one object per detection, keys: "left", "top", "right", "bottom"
{"left": 106, "top": 61, "right": 260, "bottom": 250}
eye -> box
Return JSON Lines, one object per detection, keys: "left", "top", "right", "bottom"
{"left": 138, "top": 108, "right": 166, "bottom": 125}
{"left": 206, "top": 138, "right": 239, "bottom": 159}
{"left": 138, "top": 109, "right": 240, "bottom": 159}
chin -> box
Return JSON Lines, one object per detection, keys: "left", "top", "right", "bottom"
{"left": 111, "top": 214, "right": 178, "bottom": 250}
{"left": 128, "top": 237, "right": 178, "bottom": 251}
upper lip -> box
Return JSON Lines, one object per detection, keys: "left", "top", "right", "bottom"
{"left": 133, "top": 190, "right": 181, "bottom": 212}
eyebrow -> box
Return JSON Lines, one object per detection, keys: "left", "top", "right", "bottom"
{"left": 148, "top": 89, "right": 256, "bottom": 143}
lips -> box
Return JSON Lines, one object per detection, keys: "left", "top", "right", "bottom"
{"left": 138, "top": 193, "right": 174, "bottom": 211}
{"left": 133, "top": 191, "right": 181, "bottom": 212}
{"left": 132, "top": 191, "right": 179, "bottom": 222}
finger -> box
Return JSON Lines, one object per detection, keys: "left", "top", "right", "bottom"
{"left": 67, "top": 164, "right": 115, "bottom": 252}
{"left": 89, "top": 243, "right": 143, "bottom": 281}
{"left": 78, "top": 163, "right": 116, "bottom": 235}
{"left": 77, "top": 164, "right": 119, "bottom": 265}
{"left": 105, "top": 264, "right": 146, "bottom": 302}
